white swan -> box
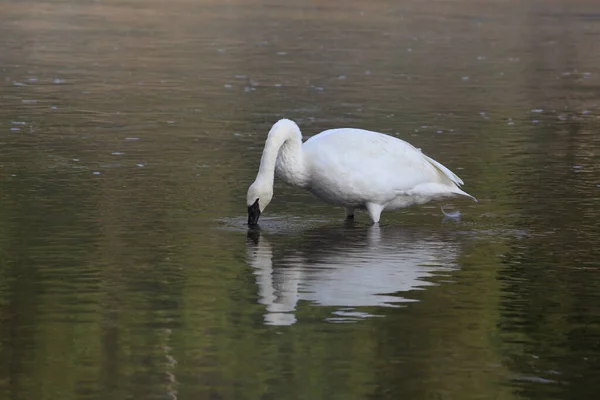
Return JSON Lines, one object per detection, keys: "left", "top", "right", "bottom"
{"left": 247, "top": 119, "right": 475, "bottom": 225}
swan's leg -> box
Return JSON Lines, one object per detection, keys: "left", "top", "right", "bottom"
{"left": 366, "top": 203, "right": 384, "bottom": 224}
{"left": 345, "top": 207, "right": 355, "bottom": 219}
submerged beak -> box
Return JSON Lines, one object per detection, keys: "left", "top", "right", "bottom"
{"left": 247, "top": 199, "right": 261, "bottom": 226}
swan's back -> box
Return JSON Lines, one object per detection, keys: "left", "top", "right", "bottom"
{"left": 302, "top": 128, "right": 469, "bottom": 206}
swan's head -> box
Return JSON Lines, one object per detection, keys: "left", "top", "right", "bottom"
{"left": 246, "top": 180, "right": 273, "bottom": 226}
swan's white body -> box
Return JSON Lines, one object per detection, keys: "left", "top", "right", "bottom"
{"left": 247, "top": 119, "right": 475, "bottom": 223}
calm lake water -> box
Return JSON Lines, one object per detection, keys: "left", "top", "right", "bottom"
{"left": 1, "top": 0, "right": 600, "bottom": 399}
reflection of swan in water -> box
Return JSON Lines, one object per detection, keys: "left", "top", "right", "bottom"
{"left": 246, "top": 224, "right": 462, "bottom": 326}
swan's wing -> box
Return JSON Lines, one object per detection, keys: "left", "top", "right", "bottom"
{"left": 305, "top": 129, "right": 455, "bottom": 186}
{"left": 304, "top": 128, "right": 472, "bottom": 202}
{"left": 371, "top": 135, "right": 474, "bottom": 200}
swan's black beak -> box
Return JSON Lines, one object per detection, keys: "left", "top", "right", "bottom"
{"left": 247, "top": 199, "right": 261, "bottom": 227}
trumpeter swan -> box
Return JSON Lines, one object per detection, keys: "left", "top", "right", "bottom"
{"left": 247, "top": 119, "right": 475, "bottom": 225}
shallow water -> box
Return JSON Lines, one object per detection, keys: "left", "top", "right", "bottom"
{"left": 1, "top": 0, "right": 600, "bottom": 399}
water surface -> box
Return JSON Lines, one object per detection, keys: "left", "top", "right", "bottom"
{"left": 1, "top": 0, "right": 600, "bottom": 399}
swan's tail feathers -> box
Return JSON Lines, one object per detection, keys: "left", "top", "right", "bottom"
{"left": 452, "top": 187, "right": 478, "bottom": 202}
{"left": 403, "top": 183, "right": 477, "bottom": 202}
{"left": 423, "top": 154, "right": 464, "bottom": 186}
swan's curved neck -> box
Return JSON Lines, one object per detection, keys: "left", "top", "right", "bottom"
{"left": 255, "top": 120, "right": 307, "bottom": 188}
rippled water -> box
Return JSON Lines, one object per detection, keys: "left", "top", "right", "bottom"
{"left": 1, "top": 0, "right": 600, "bottom": 399}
